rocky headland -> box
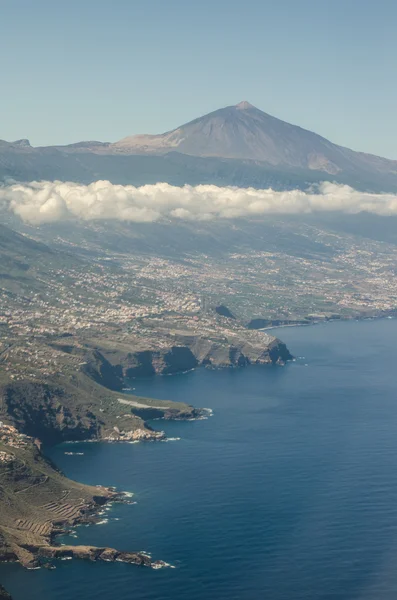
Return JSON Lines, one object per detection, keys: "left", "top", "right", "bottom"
{"left": 0, "top": 322, "right": 291, "bottom": 594}
{"left": 0, "top": 423, "right": 174, "bottom": 573}
{"left": 76, "top": 323, "right": 292, "bottom": 382}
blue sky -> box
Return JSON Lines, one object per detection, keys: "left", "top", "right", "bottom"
{"left": 1, "top": 0, "right": 396, "bottom": 157}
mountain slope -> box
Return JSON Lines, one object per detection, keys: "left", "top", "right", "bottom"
{"left": 0, "top": 224, "right": 88, "bottom": 299}
{"left": 0, "top": 224, "right": 54, "bottom": 292}
{"left": 112, "top": 101, "right": 397, "bottom": 177}
{"left": 1, "top": 102, "right": 397, "bottom": 191}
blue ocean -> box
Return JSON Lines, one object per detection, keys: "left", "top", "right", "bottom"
{"left": 2, "top": 319, "right": 397, "bottom": 599}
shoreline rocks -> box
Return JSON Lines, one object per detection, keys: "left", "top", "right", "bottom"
{"left": 104, "top": 427, "right": 165, "bottom": 442}
{"left": 0, "top": 585, "right": 12, "bottom": 600}
{"left": 34, "top": 545, "right": 169, "bottom": 569}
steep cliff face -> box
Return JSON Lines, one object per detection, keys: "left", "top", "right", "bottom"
{"left": 267, "top": 339, "right": 293, "bottom": 365}
{"left": 81, "top": 350, "right": 124, "bottom": 390}
{"left": 89, "top": 333, "right": 292, "bottom": 379}
{"left": 0, "top": 322, "right": 292, "bottom": 452}
{"left": 0, "top": 375, "right": 172, "bottom": 445}
{"left": 0, "top": 381, "right": 100, "bottom": 444}
{"left": 0, "top": 355, "right": 200, "bottom": 447}
{"left": 180, "top": 335, "right": 292, "bottom": 370}
{"left": 0, "top": 327, "right": 291, "bottom": 446}
{"left": 106, "top": 346, "right": 199, "bottom": 378}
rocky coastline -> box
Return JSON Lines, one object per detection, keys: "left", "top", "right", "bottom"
{"left": 0, "top": 426, "right": 175, "bottom": 574}
{"left": 0, "top": 328, "right": 292, "bottom": 598}
{"left": 34, "top": 544, "right": 169, "bottom": 569}
{"left": 79, "top": 330, "right": 292, "bottom": 384}
{"left": 25, "top": 491, "right": 172, "bottom": 571}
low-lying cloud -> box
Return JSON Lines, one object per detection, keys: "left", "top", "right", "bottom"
{"left": 1, "top": 180, "right": 397, "bottom": 225}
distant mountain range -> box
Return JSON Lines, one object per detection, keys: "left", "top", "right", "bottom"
{"left": 1, "top": 102, "right": 397, "bottom": 191}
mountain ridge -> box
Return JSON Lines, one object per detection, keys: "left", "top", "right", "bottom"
{"left": 111, "top": 101, "right": 397, "bottom": 177}
{"left": 1, "top": 102, "right": 397, "bottom": 191}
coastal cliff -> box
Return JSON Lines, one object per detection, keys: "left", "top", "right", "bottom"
{"left": 0, "top": 323, "right": 292, "bottom": 576}
{"left": 77, "top": 328, "right": 292, "bottom": 381}
{"left": 0, "top": 429, "right": 168, "bottom": 571}
{"left": 0, "top": 335, "right": 207, "bottom": 571}
{"left": 0, "top": 373, "right": 196, "bottom": 445}
{"left": 0, "top": 325, "right": 291, "bottom": 447}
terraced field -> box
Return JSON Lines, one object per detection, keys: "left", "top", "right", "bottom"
{"left": 0, "top": 439, "right": 112, "bottom": 567}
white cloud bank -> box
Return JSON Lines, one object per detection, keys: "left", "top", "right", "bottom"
{"left": 1, "top": 180, "right": 397, "bottom": 225}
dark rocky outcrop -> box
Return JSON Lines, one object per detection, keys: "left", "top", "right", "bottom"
{"left": 75, "top": 344, "right": 199, "bottom": 381}
{"left": 0, "top": 585, "right": 12, "bottom": 600}
{"left": 35, "top": 545, "right": 159, "bottom": 567}
{"left": 0, "top": 375, "right": 168, "bottom": 446}
{"left": 185, "top": 334, "right": 292, "bottom": 369}
{"left": 123, "top": 346, "right": 198, "bottom": 378}
{"left": 0, "top": 381, "right": 102, "bottom": 445}
{"left": 80, "top": 350, "right": 124, "bottom": 391}
{"left": 268, "top": 339, "right": 293, "bottom": 365}
{"left": 85, "top": 330, "right": 292, "bottom": 381}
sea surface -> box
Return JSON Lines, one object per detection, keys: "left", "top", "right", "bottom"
{"left": 2, "top": 319, "right": 397, "bottom": 600}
